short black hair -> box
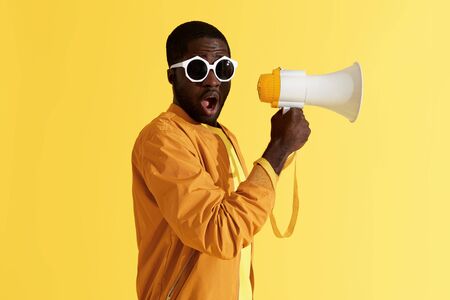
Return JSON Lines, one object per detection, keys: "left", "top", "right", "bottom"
{"left": 166, "top": 21, "right": 230, "bottom": 66}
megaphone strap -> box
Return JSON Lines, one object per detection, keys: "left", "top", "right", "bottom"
{"left": 270, "top": 153, "right": 299, "bottom": 238}
{"left": 279, "top": 151, "right": 295, "bottom": 171}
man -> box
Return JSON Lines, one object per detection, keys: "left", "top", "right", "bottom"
{"left": 132, "top": 21, "right": 310, "bottom": 300}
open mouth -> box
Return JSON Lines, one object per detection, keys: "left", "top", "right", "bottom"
{"left": 200, "top": 94, "right": 219, "bottom": 116}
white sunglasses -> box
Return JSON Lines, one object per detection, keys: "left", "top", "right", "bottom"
{"left": 169, "top": 55, "right": 238, "bottom": 83}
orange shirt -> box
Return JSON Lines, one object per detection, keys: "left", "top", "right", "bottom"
{"left": 132, "top": 103, "right": 278, "bottom": 299}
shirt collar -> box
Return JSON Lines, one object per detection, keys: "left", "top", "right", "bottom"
{"left": 167, "top": 103, "right": 201, "bottom": 125}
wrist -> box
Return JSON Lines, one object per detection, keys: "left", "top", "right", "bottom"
{"left": 262, "top": 140, "right": 291, "bottom": 175}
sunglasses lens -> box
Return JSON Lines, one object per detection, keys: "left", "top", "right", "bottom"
{"left": 187, "top": 59, "right": 208, "bottom": 81}
{"left": 215, "top": 59, "right": 235, "bottom": 81}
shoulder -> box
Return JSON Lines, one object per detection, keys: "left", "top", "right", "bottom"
{"left": 138, "top": 111, "right": 191, "bottom": 141}
{"left": 133, "top": 111, "right": 199, "bottom": 156}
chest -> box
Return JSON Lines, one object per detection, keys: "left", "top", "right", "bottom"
{"left": 192, "top": 130, "right": 246, "bottom": 195}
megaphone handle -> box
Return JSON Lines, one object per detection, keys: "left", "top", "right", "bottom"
{"left": 282, "top": 107, "right": 290, "bottom": 114}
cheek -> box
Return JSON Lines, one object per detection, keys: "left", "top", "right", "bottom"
{"left": 175, "top": 73, "right": 200, "bottom": 98}
{"left": 220, "top": 83, "right": 231, "bottom": 100}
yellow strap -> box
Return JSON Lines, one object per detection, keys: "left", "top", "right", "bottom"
{"left": 270, "top": 153, "right": 299, "bottom": 238}
{"left": 283, "top": 151, "right": 296, "bottom": 170}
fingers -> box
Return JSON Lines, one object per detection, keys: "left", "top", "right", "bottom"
{"left": 285, "top": 107, "right": 304, "bottom": 118}
{"left": 285, "top": 108, "right": 306, "bottom": 124}
{"left": 272, "top": 107, "right": 309, "bottom": 127}
{"left": 273, "top": 107, "right": 303, "bottom": 118}
{"left": 271, "top": 108, "right": 282, "bottom": 122}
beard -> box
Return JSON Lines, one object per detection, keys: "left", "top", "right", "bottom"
{"left": 172, "top": 85, "right": 227, "bottom": 127}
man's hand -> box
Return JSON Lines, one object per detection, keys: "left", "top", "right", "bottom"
{"left": 262, "top": 108, "right": 311, "bottom": 175}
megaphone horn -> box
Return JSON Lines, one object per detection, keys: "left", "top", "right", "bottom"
{"left": 257, "top": 62, "right": 363, "bottom": 122}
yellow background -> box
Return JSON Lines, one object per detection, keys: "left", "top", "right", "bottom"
{"left": 1, "top": 0, "right": 448, "bottom": 299}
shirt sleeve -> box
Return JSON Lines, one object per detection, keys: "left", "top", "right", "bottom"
{"left": 253, "top": 157, "right": 279, "bottom": 188}
{"left": 139, "top": 122, "right": 276, "bottom": 260}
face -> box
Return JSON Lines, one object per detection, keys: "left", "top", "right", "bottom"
{"left": 168, "top": 37, "right": 231, "bottom": 127}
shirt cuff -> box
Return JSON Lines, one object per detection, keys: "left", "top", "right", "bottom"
{"left": 253, "top": 157, "right": 279, "bottom": 189}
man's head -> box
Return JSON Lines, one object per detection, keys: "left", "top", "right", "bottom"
{"left": 166, "top": 21, "right": 233, "bottom": 127}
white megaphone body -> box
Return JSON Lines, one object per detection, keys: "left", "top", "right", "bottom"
{"left": 257, "top": 63, "right": 363, "bottom": 122}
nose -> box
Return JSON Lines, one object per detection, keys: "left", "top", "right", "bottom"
{"left": 202, "top": 69, "right": 220, "bottom": 87}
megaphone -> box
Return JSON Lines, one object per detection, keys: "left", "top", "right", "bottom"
{"left": 257, "top": 62, "right": 363, "bottom": 122}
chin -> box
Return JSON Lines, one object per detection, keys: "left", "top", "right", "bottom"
{"left": 197, "top": 114, "right": 219, "bottom": 126}
{"left": 197, "top": 106, "right": 223, "bottom": 126}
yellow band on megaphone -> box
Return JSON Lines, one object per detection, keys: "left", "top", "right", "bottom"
{"left": 257, "top": 68, "right": 281, "bottom": 108}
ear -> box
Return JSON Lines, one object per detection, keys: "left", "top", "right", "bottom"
{"left": 167, "top": 69, "right": 175, "bottom": 85}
